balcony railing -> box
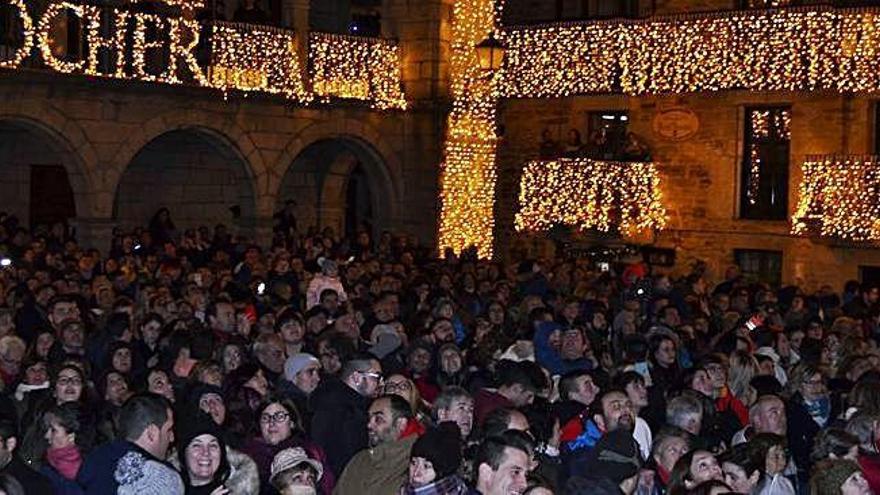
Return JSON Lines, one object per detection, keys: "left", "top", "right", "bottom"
{"left": 792, "top": 155, "right": 880, "bottom": 242}
{"left": 500, "top": 3, "right": 880, "bottom": 98}
{"left": 0, "top": 2, "right": 406, "bottom": 108}
{"left": 514, "top": 158, "right": 666, "bottom": 236}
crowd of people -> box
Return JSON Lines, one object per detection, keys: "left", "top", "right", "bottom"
{"left": 0, "top": 208, "right": 877, "bottom": 495}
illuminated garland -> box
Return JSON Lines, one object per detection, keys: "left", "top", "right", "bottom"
{"left": 514, "top": 158, "right": 666, "bottom": 235}
{"left": 499, "top": 22, "right": 619, "bottom": 97}
{"left": 0, "top": 0, "right": 33, "bottom": 69}
{"left": 500, "top": 6, "right": 879, "bottom": 97}
{"left": 209, "top": 22, "right": 311, "bottom": 102}
{"left": 309, "top": 33, "right": 406, "bottom": 110}
{"left": 746, "top": 108, "right": 790, "bottom": 205}
{"left": 437, "top": 0, "right": 501, "bottom": 258}
{"left": 0, "top": 1, "right": 409, "bottom": 108}
{"left": 792, "top": 155, "right": 880, "bottom": 241}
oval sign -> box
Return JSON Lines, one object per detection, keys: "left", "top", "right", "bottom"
{"left": 652, "top": 107, "right": 700, "bottom": 141}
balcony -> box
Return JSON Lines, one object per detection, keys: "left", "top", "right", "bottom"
{"left": 514, "top": 158, "right": 666, "bottom": 236}
{"left": 792, "top": 155, "right": 880, "bottom": 243}
{"left": 0, "top": 1, "right": 406, "bottom": 108}
{"left": 500, "top": 3, "right": 880, "bottom": 98}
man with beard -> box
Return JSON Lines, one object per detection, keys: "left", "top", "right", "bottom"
{"left": 333, "top": 394, "right": 420, "bottom": 495}
{"left": 310, "top": 354, "right": 383, "bottom": 476}
{"left": 560, "top": 389, "right": 635, "bottom": 483}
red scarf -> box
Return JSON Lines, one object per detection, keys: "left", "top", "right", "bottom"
{"left": 46, "top": 445, "right": 82, "bottom": 480}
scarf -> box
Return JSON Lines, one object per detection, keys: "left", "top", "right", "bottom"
{"left": 805, "top": 396, "right": 831, "bottom": 427}
{"left": 46, "top": 444, "right": 82, "bottom": 480}
{"left": 400, "top": 475, "right": 469, "bottom": 495}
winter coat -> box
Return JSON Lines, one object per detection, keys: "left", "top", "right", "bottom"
{"left": 310, "top": 378, "right": 369, "bottom": 477}
{"left": 334, "top": 435, "right": 418, "bottom": 495}
{"left": 41, "top": 462, "right": 85, "bottom": 495}
{"left": 786, "top": 392, "right": 823, "bottom": 482}
{"left": 533, "top": 321, "right": 591, "bottom": 376}
{"left": 169, "top": 446, "right": 260, "bottom": 495}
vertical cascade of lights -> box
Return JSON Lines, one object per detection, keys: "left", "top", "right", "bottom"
{"left": 437, "top": 0, "right": 502, "bottom": 258}
{"left": 209, "top": 21, "right": 312, "bottom": 102}
{"left": 746, "top": 108, "right": 790, "bottom": 205}
{"left": 514, "top": 159, "right": 666, "bottom": 235}
{"left": 309, "top": 32, "right": 407, "bottom": 110}
{"left": 792, "top": 155, "right": 880, "bottom": 241}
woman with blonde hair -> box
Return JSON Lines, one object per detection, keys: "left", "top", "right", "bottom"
{"left": 728, "top": 350, "right": 759, "bottom": 407}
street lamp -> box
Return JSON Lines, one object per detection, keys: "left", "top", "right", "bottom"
{"left": 475, "top": 33, "right": 505, "bottom": 72}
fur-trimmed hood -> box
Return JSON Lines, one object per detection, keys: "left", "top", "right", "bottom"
{"left": 169, "top": 446, "right": 260, "bottom": 494}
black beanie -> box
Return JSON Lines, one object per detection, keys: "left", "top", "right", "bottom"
{"left": 410, "top": 422, "right": 462, "bottom": 479}
{"left": 176, "top": 411, "right": 230, "bottom": 485}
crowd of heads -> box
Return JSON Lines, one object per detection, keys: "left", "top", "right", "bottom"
{"left": 0, "top": 209, "right": 876, "bottom": 495}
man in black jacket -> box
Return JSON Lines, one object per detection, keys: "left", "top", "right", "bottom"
{"left": 310, "top": 354, "right": 383, "bottom": 477}
{"left": 0, "top": 418, "right": 54, "bottom": 493}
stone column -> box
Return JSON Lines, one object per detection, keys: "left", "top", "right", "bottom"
{"left": 71, "top": 217, "right": 117, "bottom": 253}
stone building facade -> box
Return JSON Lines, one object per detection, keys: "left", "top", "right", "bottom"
{"left": 3, "top": 0, "right": 880, "bottom": 290}
{"left": 0, "top": 0, "right": 453, "bottom": 249}
{"left": 496, "top": 0, "right": 880, "bottom": 289}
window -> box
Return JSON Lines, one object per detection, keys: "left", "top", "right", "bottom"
{"left": 740, "top": 106, "right": 791, "bottom": 220}
{"left": 734, "top": 249, "right": 783, "bottom": 287}
{"left": 580, "top": 0, "right": 638, "bottom": 19}
{"left": 860, "top": 266, "right": 880, "bottom": 286}
{"left": 586, "top": 111, "right": 628, "bottom": 160}
{"left": 874, "top": 102, "right": 880, "bottom": 156}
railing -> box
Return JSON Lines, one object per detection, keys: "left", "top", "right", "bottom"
{"left": 792, "top": 155, "right": 880, "bottom": 242}
{"left": 309, "top": 32, "right": 406, "bottom": 110}
{"left": 0, "top": 2, "right": 406, "bottom": 108}
{"left": 500, "top": 4, "right": 880, "bottom": 98}
{"left": 514, "top": 158, "right": 666, "bottom": 236}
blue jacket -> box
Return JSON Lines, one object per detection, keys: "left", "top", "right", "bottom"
{"left": 41, "top": 463, "right": 84, "bottom": 495}
{"left": 533, "top": 321, "right": 591, "bottom": 376}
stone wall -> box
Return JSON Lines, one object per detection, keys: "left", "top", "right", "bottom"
{"left": 498, "top": 92, "right": 880, "bottom": 289}
{"left": 0, "top": 71, "right": 442, "bottom": 250}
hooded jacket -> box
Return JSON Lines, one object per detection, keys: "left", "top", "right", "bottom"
{"left": 310, "top": 378, "right": 369, "bottom": 477}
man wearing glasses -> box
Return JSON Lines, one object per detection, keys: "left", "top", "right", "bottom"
{"left": 311, "top": 354, "right": 384, "bottom": 477}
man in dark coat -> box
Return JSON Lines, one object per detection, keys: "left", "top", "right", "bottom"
{"left": 0, "top": 418, "right": 54, "bottom": 493}
{"left": 310, "top": 354, "right": 383, "bottom": 477}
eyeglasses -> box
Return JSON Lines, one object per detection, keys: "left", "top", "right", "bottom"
{"left": 361, "top": 371, "right": 383, "bottom": 382}
{"left": 260, "top": 411, "right": 290, "bottom": 424}
{"left": 385, "top": 381, "right": 412, "bottom": 393}
{"left": 57, "top": 376, "right": 82, "bottom": 386}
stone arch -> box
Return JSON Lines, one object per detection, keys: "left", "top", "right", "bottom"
{"left": 113, "top": 120, "right": 261, "bottom": 236}
{"left": 273, "top": 119, "right": 403, "bottom": 236}
{"left": 0, "top": 103, "right": 100, "bottom": 218}
{"left": 112, "top": 110, "right": 270, "bottom": 214}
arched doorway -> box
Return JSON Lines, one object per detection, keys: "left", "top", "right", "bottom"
{"left": 113, "top": 128, "right": 257, "bottom": 236}
{"left": 0, "top": 120, "right": 83, "bottom": 231}
{"left": 277, "top": 137, "right": 392, "bottom": 239}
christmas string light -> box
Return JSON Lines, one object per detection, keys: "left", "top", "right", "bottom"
{"left": 37, "top": 1, "right": 88, "bottom": 74}
{"left": 209, "top": 21, "right": 311, "bottom": 102}
{"left": 437, "top": 0, "right": 502, "bottom": 259}
{"left": 500, "top": 6, "right": 865, "bottom": 97}
{"left": 792, "top": 155, "right": 880, "bottom": 241}
{"left": 0, "top": 0, "right": 33, "bottom": 69}
{"left": 0, "top": 0, "right": 409, "bottom": 107}
{"left": 84, "top": 6, "right": 129, "bottom": 78}
{"left": 746, "top": 108, "right": 790, "bottom": 205}
{"left": 309, "top": 32, "right": 406, "bottom": 110}
{"left": 514, "top": 158, "right": 666, "bottom": 235}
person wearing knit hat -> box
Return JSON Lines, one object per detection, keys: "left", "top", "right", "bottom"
{"left": 400, "top": 422, "right": 468, "bottom": 495}
{"left": 811, "top": 459, "right": 871, "bottom": 495}
{"left": 283, "top": 353, "right": 321, "bottom": 395}
{"left": 185, "top": 383, "right": 226, "bottom": 427}
{"left": 566, "top": 430, "right": 642, "bottom": 495}
{"left": 176, "top": 411, "right": 231, "bottom": 495}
